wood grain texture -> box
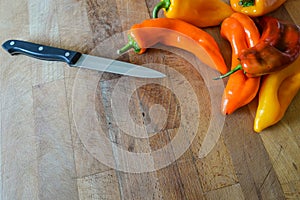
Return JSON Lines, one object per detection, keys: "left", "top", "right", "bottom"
{"left": 1, "top": 0, "right": 299, "bottom": 199}
{"left": 33, "top": 80, "right": 78, "bottom": 199}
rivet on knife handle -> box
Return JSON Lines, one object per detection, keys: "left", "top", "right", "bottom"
{"left": 1, "top": 39, "right": 82, "bottom": 65}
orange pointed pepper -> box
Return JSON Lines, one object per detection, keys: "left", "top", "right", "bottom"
{"left": 220, "top": 14, "right": 261, "bottom": 114}
{"left": 118, "top": 18, "right": 228, "bottom": 74}
{"left": 152, "top": 0, "right": 234, "bottom": 27}
{"left": 230, "top": 0, "right": 287, "bottom": 17}
{"left": 230, "top": 13, "right": 260, "bottom": 47}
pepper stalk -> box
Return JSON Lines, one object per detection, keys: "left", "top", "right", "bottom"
{"left": 117, "top": 35, "right": 141, "bottom": 54}
{"left": 214, "top": 64, "right": 243, "bottom": 80}
{"left": 239, "top": 0, "right": 255, "bottom": 7}
{"left": 152, "top": 0, "right": 171, "bottom": 18}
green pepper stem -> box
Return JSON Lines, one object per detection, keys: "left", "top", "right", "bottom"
{"left": 152, "top": 0, "right": 171, "bottom": 18}
{"left": 117, "top": 35, "right": 141, "bottom": 54}
{"left": 117, "top": 43, "right": 133, "bottom": 54}
{"left": 213, "top": 64, "right": 243, "bottom": 80}
{"left": 239, "top": 0, "right": 255, "bottom": 7}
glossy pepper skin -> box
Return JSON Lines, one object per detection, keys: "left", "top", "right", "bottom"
{"left": 118, "top": 18, "right": 228, "bottom": 74}
{"left": 231, "top": 0, "right": 287, "bottom": 17}
{"left": 152, "top": 0, "right": 234, "bottom": 27}
{"left": 220, "top": 13, "right": 261, "bottom": 115}
{"left": 215, "top": 16, "right": 300, "bottom": 79}
{"left": 254, "top": 56, "right": 300, "bottom": 132}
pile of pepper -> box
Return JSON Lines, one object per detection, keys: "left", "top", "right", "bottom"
{"left": 118, "top": 0, "right": 300, "bottom": 133}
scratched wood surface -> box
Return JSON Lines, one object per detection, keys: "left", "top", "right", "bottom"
{"left": 0, "top": 0, "right": 299, "bottom": 199}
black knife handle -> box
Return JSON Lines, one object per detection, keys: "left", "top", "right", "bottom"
{"left": 2, "top": 39, "right": 82, "bottom": 65}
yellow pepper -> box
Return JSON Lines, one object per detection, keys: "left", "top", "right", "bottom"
{"left": 152, "top": 0, "right": 234, "bottom": 27}
{"left": 254, "top": 56, "right": 300, "bottom": 133}
{"left": 230, "top": 0, "right": 287, "bottom": 17}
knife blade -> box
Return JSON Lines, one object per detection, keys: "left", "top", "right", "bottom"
{"left": 1, "top": 39, "right": 165, "bottom": 78}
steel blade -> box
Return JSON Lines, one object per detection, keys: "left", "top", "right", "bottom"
{"left": 73, "top": 54, "right": 165, "bottom": 78}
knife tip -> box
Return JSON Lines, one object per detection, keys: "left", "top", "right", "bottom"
{"left": 147, "top": 72, "right": 166, "bottom": 79}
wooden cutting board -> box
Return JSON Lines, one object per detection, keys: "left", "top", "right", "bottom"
{"left": 0, "top": 0, "right": 299, "bottom": 199}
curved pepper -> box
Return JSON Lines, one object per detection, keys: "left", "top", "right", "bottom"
{"left": 220, "top": 14, "right": 261, "bottom": 115}
{"left": 118, "top": 18, "right": 228, "bottom": 74}
{"left": 230, "top": 13, "right": 260, "bottom": 47}
{"left": 230, "top": 0, "right": 287, "bottom": 17}
{"left": 152, "top": 0, "right": 234, "bottom": 27}
{"left": 215, "top": 16, "right": 300, "bottom": 79}
{"left": 254, "top": 56, "right": 300, "bottom": 132}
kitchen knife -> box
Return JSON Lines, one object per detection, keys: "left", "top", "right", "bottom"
{"left": 2, "top": 39, "right": 165, "bottom": 78}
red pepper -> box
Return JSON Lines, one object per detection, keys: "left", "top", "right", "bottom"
{"left": 215, "top": 16, "right": 300, "bottom": 79}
